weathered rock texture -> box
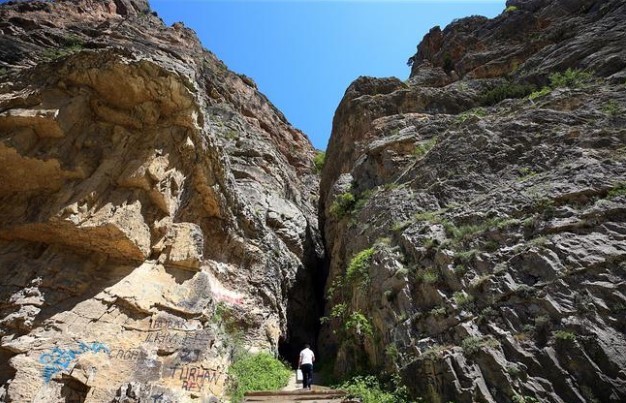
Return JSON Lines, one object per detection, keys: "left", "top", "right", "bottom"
{"left": 320, "top": 0, "right": 626, "bottom": 402}
{"left": 0, "top": 1, "right": 322, "bottom": 402}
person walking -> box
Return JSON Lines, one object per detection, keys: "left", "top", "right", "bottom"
{"left": 298, "top": 343, "right": 315, "bottom": 390}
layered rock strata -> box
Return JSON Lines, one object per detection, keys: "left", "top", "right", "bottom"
{"left": 319, "top": 0, "right": 626, "bottom": 402}
{"left": 0, "top": 1, "right": 322, "bottom": 402}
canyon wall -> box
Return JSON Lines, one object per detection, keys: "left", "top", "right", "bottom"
{"left": 319, "top": 0, "right": 626, "bottom": 401}
{"left": 0, "top": 1, "right": 322, "bottom": 402}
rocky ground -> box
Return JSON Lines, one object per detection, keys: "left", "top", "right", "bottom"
{"left": 0, "top": 1, "right": 322, "bottom": 402}
{"left": 319, "top": 0, "right": 626, "bottom": 402}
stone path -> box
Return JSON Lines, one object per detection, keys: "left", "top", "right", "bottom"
{"left": 243, "top": 373, "right": 351, "bottom": 402}
{"left": 282, "top": 372, "right": 300, "bottom": 391}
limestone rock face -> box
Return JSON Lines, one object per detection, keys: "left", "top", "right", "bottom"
{"left": 320, "top": 0, "right": 626, "bottom": 402}
{"left": 0, "top": 1, "right": 322, "bottom": 402}
{"left": 408, "top": 0, "right": 626, "bottom": 83}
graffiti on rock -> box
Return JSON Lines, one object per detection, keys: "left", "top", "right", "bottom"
{"left": 150, "top": 318, "right": 192, "bottom": 330}
{"left": 209, "top": 276, "right": 243, "bottom": 305}
{"left": 109, "top": 348, "right": 143, "bottom": 361}
{"left": 39, "top": 342, "right": 109, "bottom": 382}
{"left": 169, "top": 364, "right": 224, "bottom": 392}
{"left": 144, "top": 329, "right": 214, "bottom": 350}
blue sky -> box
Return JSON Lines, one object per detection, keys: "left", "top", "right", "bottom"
{"left": 156, "top": 1, "right": 506, "bottom": 149}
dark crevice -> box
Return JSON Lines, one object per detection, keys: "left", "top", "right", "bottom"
{"left": 0, "top": 347, "right": 17, "bottom": 388}
{"left": 279, "top": 222, "right": 328, "bottom": 369}
{"left": 59, "top": 375, "right": 89, "bottom": 403}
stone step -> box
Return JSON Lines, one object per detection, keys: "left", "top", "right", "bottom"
{"left": 243, "top": 389, "right": 349, "bottom": 402}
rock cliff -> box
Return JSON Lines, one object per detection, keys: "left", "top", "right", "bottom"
{"left": 320, "top": 0, "right": 626, "bottom": 402}
{"left": 0, "top": 1, "right": 323, "bottom": 402}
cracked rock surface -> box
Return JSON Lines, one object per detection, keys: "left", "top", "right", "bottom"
{"left": 319, "top": 0, "right": 626, "bottom": 402}
{"left": 0, "top": 1, "right": 322, "bottom": 402}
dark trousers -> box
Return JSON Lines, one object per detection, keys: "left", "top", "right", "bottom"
{"left": 301, "top": 363, "right": 313, "bottom": 388}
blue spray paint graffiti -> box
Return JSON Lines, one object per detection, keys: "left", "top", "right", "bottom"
{"left": 39, "top": 342, "right": 109, "bottom": 382}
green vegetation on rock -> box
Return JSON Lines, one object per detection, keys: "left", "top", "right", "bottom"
{"left": 453, "top": 291, "right": 475, "bottom": 307}
{"left": 415, "top": 268, "right": 439, "bottom": 284}
{"left": 456, "top": 107, "right": 487, "bottom": 123}
{"left": 313, "top": 150, "right": 326, "bottom": 172}
{"left": 43, "top": 35, "right": 84, "bottom": 60}
{"left": 330, "top": 191, "right": 356, "bottom": 218}
{"left": 338, "top": 375, "right": 413, "bottom": 403}
{"left": 528, "top": 86, "right": 551, "bottom": 101}
{"left": 228, "top": 352, "right": 291, "bottom": 403}
{"left": 602, "top": 100, "right": 622, "bottom": 118}
{"left": 413, "top": 137, "right": 437, "bottom": 157}
{"left": 481, "top": 82, "right": 536, "bottom": 106}
{"left": 553, "top": 329, "right": 576, "bottom": 344}
{"left": 608, "top": 182, "right": 626, "bottom": 198}
{"left": 346, "top": 247, "right": 375, "bottom": 285}
{"left": 344, "top": 311, "right": 373, "bottom": 337}
{"left": 461, "top": 336, "right": 500, "bottom": 356}
{"left": 549, "top": 68, "right": 593, "bottom": 88}
{"left": 512, "top": 394, "right": 540, "bottom": 403}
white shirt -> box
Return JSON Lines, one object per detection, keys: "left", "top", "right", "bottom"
{"left": 299, "top": 348, "right": 315, "bottom": 365}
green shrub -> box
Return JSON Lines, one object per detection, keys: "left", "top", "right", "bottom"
{"left": 512, "top": 394, "right": 540, "bottom": 403}
{"left": 353, "top": 189, "right": 374, "bottom": 211}
{"left": 528, "top": 86, "right": 551, "bottom": 101}
{"left": 212, "top": 302, "right": 242, "bottom": 334}
{"left": 529, "top": 236, "right": 548, "bottom": 247}
{"left": 553, "top": 329, "right": 576, "bottom": 343}
{"left": 43, "top": 35, "right": 84, "bottom": 60}
{"left": 608, "top": 182, "right": 626, "bottom": 198}
{"left": 413, "top": 137, "right": 437, "bottom": 157}
{"left": 602, "top": 100, "right": 621, "bottom": 117}
{"left": 518, "top": 167, "right": 539, "bottom": 181}
{"left": 413, "top": 210, "right": 443, "bottom": 222}
{"left": 344, "top": 311, "right": 373, "bottom": 337}
{"left": 430, "top": 306, "right": 447, "bottom": 317}
{"left": 454, "top": 264, "right": 468, "bottom": 276}
{"left": 471, "top": 274, "right": 492, "bottom": 289}
{"left": 416, "top": 269, "right": 439, "bottom": 284}
{"left": 385, "top": 343, "right": 399, "bottom": 360}
{"left": 461, "top": 336, "right": 483, "bottom": 355}
{"left": 549, "top": 68, "right": 593, "bottom": 88}
{"left": 321, "top": 302, "right": 347, "bottom": 325}
{"left": 453, "top": 291, "right": 474, "bottom": 307}
{"left": 505, "top": 5, "right": 519, "bottom": 12}
{"left": 456, "top": 107, "right": 487, "bottom": 123}
{"left": 481, "top": 83, "right": 536, "bottom": 106}
{"left": 338, "top": 375, "right": 410, "bottom": 403}
{"left": 451, "top": 224, "right": 482, "bottom": 241}
{"left": 506, "top": 364, "right": 522, "bottom": 378}
{"left": 228, "top": 352, "right": 291, "bottom": 402}
{"left": 330, "top": 192, "right": 356, "bottom": 218}
{"left": 313, "top": 150, "right": 326, "bottom": 172}
{"left": 421, "top": 344, "right": 445, "bottom": 359}
{"left": 456, "top": 249, "right": 477, "bottom": 264}
{"left": 326, "top": 276, "right": 344, "bottom": 300}
{"left": 324, "top": 303, "right": 347, "bottom": 322}
{"left": 346, "top": 247, "right": 375, "bottom": 285}
{"left": 461, "top": 336, "right": 499, "bottom": 356}
{"left": 392, "top": 220, "right": 412, "bottom": 232}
